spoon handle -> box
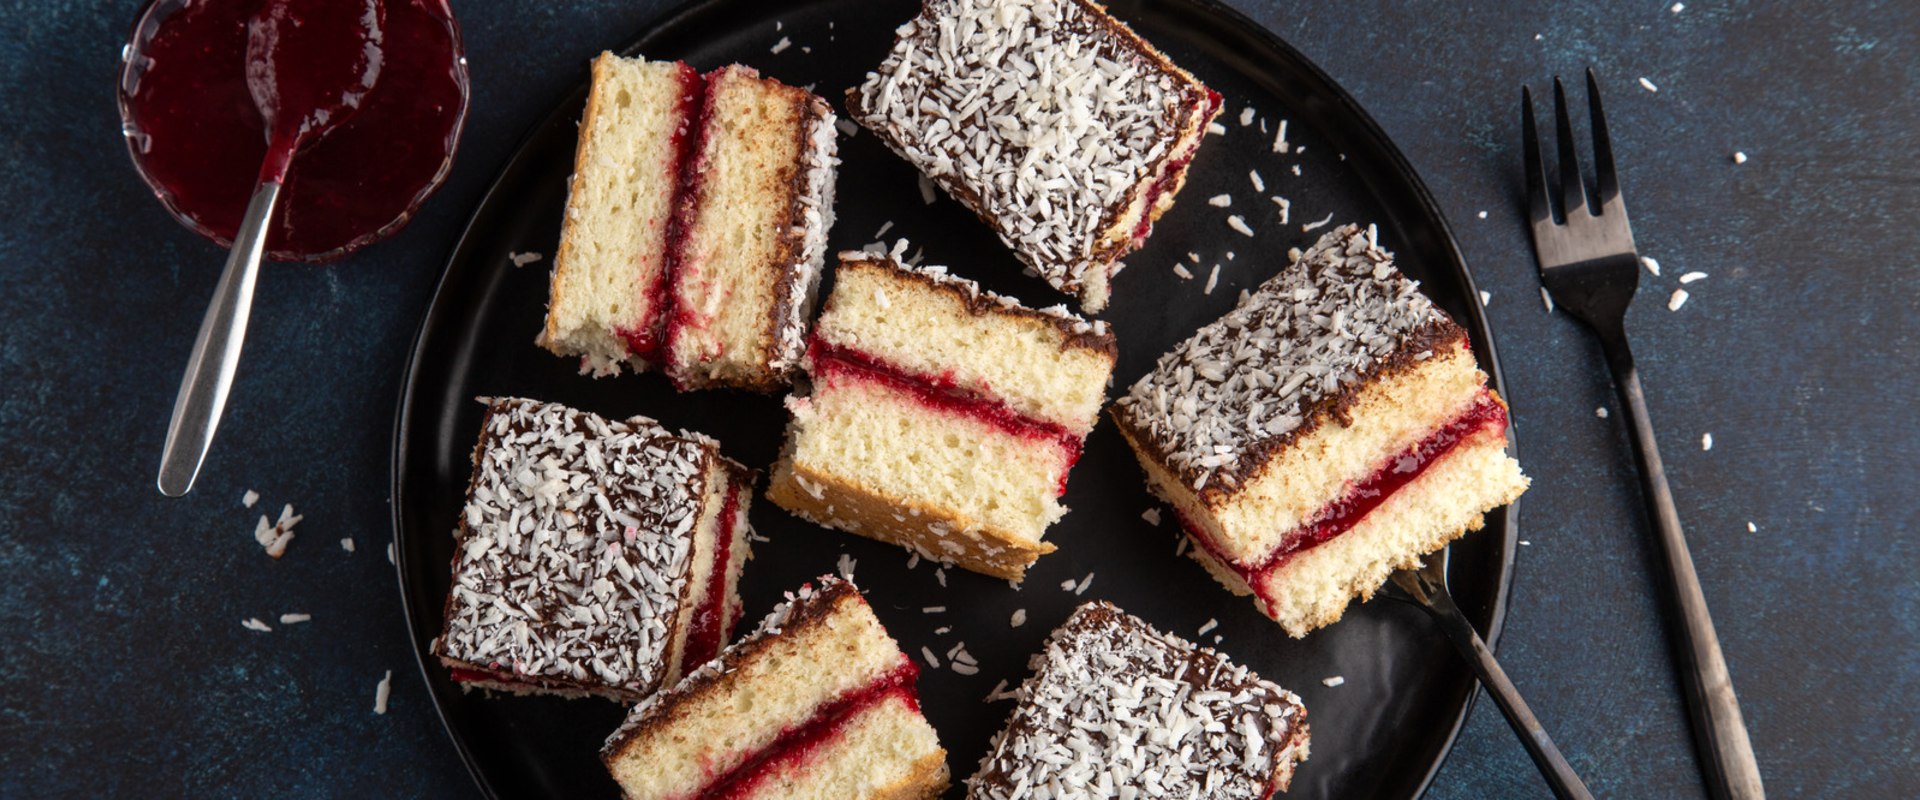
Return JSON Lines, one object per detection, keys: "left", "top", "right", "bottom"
{"left": 156, "top": 181, "right": 281, "bottom": 497}
{"left": 1428, "top": 590, "right": 1594, "bottom": 800}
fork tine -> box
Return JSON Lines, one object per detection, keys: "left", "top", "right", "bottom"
{"left": 1586, "top": 68, "right": 1622, "bottom": 210}
{"left": 1521, "top": 85, "right": 1552, "bottom": 229}
{"left": 1552, "top": 76, "right": 1589, "bottom": 218}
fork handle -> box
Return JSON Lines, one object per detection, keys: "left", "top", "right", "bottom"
{"left": 1601, "top": 333, "right": 1766, "bottom": 800}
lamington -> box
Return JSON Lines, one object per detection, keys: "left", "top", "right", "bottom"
{"left": 968, "top": 601, "right": 1310, "bottom": 798}
{"left": 1112, "top": 225, "right": 1529, "bottom": 637}
{"left": 602, "top": 576, "right": 949, "bottom": 799}
{"left": 541, "top": 53, "right": 838, "bottom": 390}
{"left": 432, "top": 397, "right": 755, "bottom": 700}
{"left": 766, "top": 247, "right": 1117, "bottom": 580}
{"left": 847, "top": 0, "right": 1221, "bottom": 313}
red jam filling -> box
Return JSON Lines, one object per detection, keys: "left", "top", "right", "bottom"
{"left": 1182, "top": 392, "right": 1509, "bottom": 611}
{"left": 119, "top": 0, "right": 468, "bottom": 261}
{"left": 661, "top": 69, "right": 727, "bottom": 380}
{"left": 698, "top": 662, "right": 921, "bottom": 800}
{"left": 1127, "top": 89, "right": 1223, "bottom": 245}
{"left": 615, "top": 64, "right": 708, "bottom": 363}
{"left": 809, "top": 339, "right": 1082, "bottom": 493}
{"left": 683, "top": 481, "right": 742, "bottom": 668}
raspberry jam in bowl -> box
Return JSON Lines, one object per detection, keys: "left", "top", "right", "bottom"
{"left": 117, "top": 0, "right": 470, "bottom": 262}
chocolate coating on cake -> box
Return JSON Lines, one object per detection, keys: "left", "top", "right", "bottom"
{"left": 1112, "top": 224, "right": 1464, "bottom": 495}
{"left": 967, "top": 601, "right": 1309, "bottom": 799}
{"left": 433, "top": 397, "right": 710, "bottom": 698}
{"left": 766, "top": 94, "right": 839, "bottom": 381}
{"left": 847, "top": 0, "right": 1212, "bottom": 300}
{"left": 839, "top": 247, "right": 1117, "bottom": 356}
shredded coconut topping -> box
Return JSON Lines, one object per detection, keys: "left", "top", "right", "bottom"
{"left": 848, "top": 0, "right": 1212, "bottom": 299}
{"left": 967, "top": 602, "right": 1307, "bottom": 799}
{"left": 434, "top": 398, "right": 714, "bottom": 698}
{"left": 1114, "top": 225, "right": 1452, "bottom": 491}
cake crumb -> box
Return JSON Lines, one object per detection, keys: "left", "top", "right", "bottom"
{"left": 1669, "top": 288, "right": 1690, "bottom": 311}
{"left": 1249, "top": 170, "right": 1265, "bottom": 192}
{"left": 769, "top": 36, "right": 791, "bottom": 54}
{"left": 374, "top": 670, "right": 392, "bottom": 715}
{"left": 1141, "top": 508, "right": 1162, "bottom": 526}
{"left": 1322, "top": 676, "right": 1345, "bottom": 687}
{"left": 279, "top": 613, "right": 311, "bottom": 625}
{"left": 1301, "top": 212, "right": 1335, "bottom": 232}
{"left": 1073, "top": 572, "right": 1095, "bottom": 595}
{"left": 1207, "top": 194, "right": 1231, "bottom": 207}
{"left": 1596, "top": 406, "right": 1610, "bottom": 418}
{"left": 1011, "top": 608, "right": 1027, "bottom": 627}
{"left": 837, "top": 552, "right": 857, "bottom": 582}
{"left": 1702, "top": 432, "right": 1714, "bottom": 451}
{"left": 917, "top": 173, "right": 936, "bottom": 205}
{"left": 1197, "top": 618, "right": 1218, "bottom": 635}
{"left": 1732, "top": 151, "right": 1747, "bottom": 164}
{"left": 1541, "top": 287, "right": 1555, "bottom": 313}
{"left": 1641, "top": 256, "right": 1661, "bottom": 276}
{"left": 242, "top": 618, "right": 272, "bottom": 633}
{"left": 242, "top": 489, "right": 259, "bottom": 508}
{"left": 340, "top": 537, "right": 355, "bottom": 553}
{"left": 1639, "top": 77, "right": 1659, "bottom": 93}
{"left": 508, "top": 251, "right": 543, "bottom": 267}
{"left": 921, "top": 646, "right": 941, "bottom": 669}
{"left": 1679, "top": 271, "right": 1709, "bottom": 284}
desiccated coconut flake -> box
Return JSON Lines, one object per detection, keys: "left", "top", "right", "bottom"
{"left": 1702, "top": 433, "right": 1714, "bottom": 451}
{"left": 1596, "top": 406, "right": 1610, "bottom": 418}
{"left": 951, "top": 661, "right": 980, "bottom": 675}
{"left": 769, "top": 36, "right": 791, "bottom": 54}
{"left": 1059, "top": 579, "right": 1077, "bottom": 591}
{"left": 1249, "top": 170, "right": 1265, "bottom": 192}
{"left": 374, "top": 670, "right": 392, "bottom": 714}
{"left": 1478, "top": 210, "right": 1488, "bottom": 219}
{"left": 1173, "top": 263, "right": 1194, "bottom": 280}
{"left": 1541, "top": 287, "right": 1555, "bottom": 313}
{"left": 1207, "top": 122, "right": 1227, "bottom": 135}
{"left": 1672, "top": 2, "right": 1685, "bottom": 11}
{"left": 1732, "top": 151, "right": 1748, "bottom": 164}
{"left": 509, "top": 252, "right": 543, "bottom": 267}
{"left": 916, "top": 173, "right": 936, "bottom": 205}
{"left": 837, "top": 552, "right": 857, "bottom": 582}
{"left": 1204, "top": 264, "right": 1221, "bottom": 294}
{"left": 242, "top": 618, "right": 272, "bottom": 632}
{"left": 1641, "top": 256, "right": 1662, "bottom": 276}
{"left": 1639, "top": 77, "right": 1659, "bottom": 92}
{"left": 243, "top": 490, "right": 259, "bottom": 508}
{"left": 934, "top": 567, "right": 946, "bottom": 587}
{"left": 279, "top": 613, "right": 311, "bottom": 625}
{"left": 1748, "top": 521, "right": 1758, "bottom": 532}
{"left": 1074, "top": 572, "right": 1095, "bottom": 595}
{"left": 386, "top": 541, "right": 395, "bottom": 565}
{"left": 1679, "top": 271, "right": 1708, "bottom": 284}
{"left": 340, "top": 537, "right": 355, "bottom": 553}
{"left": 873, "top": 220, "right": 894, "bottom": 238}
{"left": 1197, "top": 618, "right": 1218, "bottom": 635}
{"left": 1322, "top": 675, "right": 1345, "bottom": 687}
{"left": 1669, "top": 288, "right": 1690, "bottom": 311}
{"left": 1271, "top": 195, "right": 1291, "bottom": 224}
{"left": 1207, "top": 194, "right": 1231, "bottom": 207}
{"left": 1141, "top": 508, "right": 1162, "bottom": 526}
{"left": 922, "top": 606, "right": 947, "bottom": 614}
{"left": 1272, "top": 119, "right": 1289, "bottom": 153}
{"left": 1227, "top": 215, "right": 1254, "bottom": 237}
{"left": 1239, "top": 106, "right": 1255, "bottom": 126}
{"left": 921, "top": 646, "right": 941, "bottom": 669}
{"left": 835, "top": 118, "right": 858, "bottom": 137}
{"left": 1011, "top": 608, "right": 1027, "bottom": 627}
{"left": 1479, "top": 290, "right": 1491, "bottom": 307}
{"left": 1301, "top": 212, "right": 1335, "bottom": 232}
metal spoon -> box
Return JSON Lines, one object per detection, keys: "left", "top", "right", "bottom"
{"left": 1390, "top": 548, "right": 1594, "bottom": 800}
{"left": 155, "top": 0, "right": 384, "bottom": 496}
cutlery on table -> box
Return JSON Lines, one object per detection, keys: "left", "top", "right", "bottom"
{"left": 1521, "top": 69, "right": 1765, "bottom": 799}
{"left": 1390, "top": 551, "right": 1593, "bottom": 800}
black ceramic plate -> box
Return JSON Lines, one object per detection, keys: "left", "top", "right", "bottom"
{"left": 393, "top": 0, "right": 1520, "bottom": 797}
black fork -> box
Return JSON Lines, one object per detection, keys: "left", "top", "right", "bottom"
{"left": 1523, "top": 70, "right": 1766, "bottom": 800}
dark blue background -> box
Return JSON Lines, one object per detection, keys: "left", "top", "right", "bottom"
{"left": 3, "top": 1, "right": 1915, "bottom": 797}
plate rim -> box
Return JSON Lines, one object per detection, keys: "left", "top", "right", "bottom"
{"left": 390, "top": 0, "right": 1521, "bottom": 796}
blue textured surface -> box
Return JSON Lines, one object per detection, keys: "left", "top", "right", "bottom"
{"left": 3, "top": 1, "right": 1916, "bottom": 797}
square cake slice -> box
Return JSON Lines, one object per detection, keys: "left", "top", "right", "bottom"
{"left": 968, "top": 601, "right": 1310, "bottom": 798}
{"left": 665, "top": 64, "right": 839, "bottom": 391}
{"left": 767, "top": 247, "right": 1117, "bottom": 580}
{"left": 1112, "top": 225, "right": 1529, "bottom": 637}
{"left": 848, "top": 0, "right": 1221, "bottom": 313}
{"left": 602, "top": 576, "right": 949, "bottom": 800}
{"left": 542, "top": 56, "right": 838, "bottom": 390}
{"left": 432, "top": 397, "right": 755, "bottom": 701}
{"left": 541, "top": 53, "right": 703, "bottom": 376}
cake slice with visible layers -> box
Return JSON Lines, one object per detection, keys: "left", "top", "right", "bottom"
{"left": 1112, "top": 225, "right": 1529, "bottom": 637}
{"left": 541, "top": 56, "right": 838, "bottom": 389}
{"left": 847, "top": 0, "right": 1221, "bottom": 313}
{"left": 767, "top": 248, "right": 1117, "bottom": 580}
{"left": 602, "top": 576, "right": 949, "bottom": 800}
{"left": 431, "top": 397, "right": 755, "bottom": 700}
{"left": 968, "top": 601, "right": 1310, "bottom": 798}
{"left": 665, "top": 64, "right": 838, "bottom": 391}
{"left": 540, "top": 53, "right": 702, "bottom": 376}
